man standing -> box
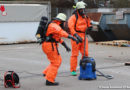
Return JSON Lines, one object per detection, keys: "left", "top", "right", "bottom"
{"left": 68, "top": 1, "right": 92, "bottom": 76}
{"left": 42, "top": 13, "right": 78, "bottom": 86}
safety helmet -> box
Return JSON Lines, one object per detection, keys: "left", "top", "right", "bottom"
{"left": 55, "top": 13, "right": 67, "bottom": 21}
{"left": 76, "top": 1, "right": 87, "bottom": 9}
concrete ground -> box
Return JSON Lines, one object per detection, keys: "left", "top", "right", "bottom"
{"left": 0, "top": 39, "right": 130, "bottom": 90}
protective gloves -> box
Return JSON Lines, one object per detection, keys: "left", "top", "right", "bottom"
{"left": 68, "top": 35, "right": 79, "bottom": 44}
{"left": 61, "top": 42, "right": 71, "bottom": 52}
{"left": 86, "top": 26, "right": 93, "bottom": 34}
{"left": 74, "top": 33, "right": 82, "bottom": 43}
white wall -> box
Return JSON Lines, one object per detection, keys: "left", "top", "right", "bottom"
{"left": 0, "top": 22, "right": 39, "bottom": 44}
{"left": 0, "top": 4, "right": 50, "bottom": 22}
{"left": 0, "top": 3, "right": 50, "bottom": 44}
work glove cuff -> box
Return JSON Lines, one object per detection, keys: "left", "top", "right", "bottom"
{"left": 68, "top": 35, "right": 79, "bottom": 44}
{"left": 61, "top": 42, "right": 71, "bottom": 52}
{"left": 74, "top": 33, "right": 82, "bottom": 43}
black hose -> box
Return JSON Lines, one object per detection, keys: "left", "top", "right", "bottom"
{"left": 96, "top": 69, "right": 113, "bottom": 79}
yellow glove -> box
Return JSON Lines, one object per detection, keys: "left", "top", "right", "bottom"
{"left": 36, "top": 34, "right": 42, "bottom": 44}
{"left": 36, "top": 34, "right": 41, "bottom": 38}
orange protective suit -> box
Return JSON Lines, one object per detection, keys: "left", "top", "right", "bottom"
{"left": 68, "top": 13, "right": 91, "bottom": 72}
{"left": 42, "top": 20, "right": 69, "bottom": 83}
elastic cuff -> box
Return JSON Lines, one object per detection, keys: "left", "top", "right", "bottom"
{"left": 73, "top": 33, "right": 77, "bottom": 36}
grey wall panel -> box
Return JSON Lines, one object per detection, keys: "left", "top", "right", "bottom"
{"left": 0, "top": 4, "right": 50, "bottom": 22}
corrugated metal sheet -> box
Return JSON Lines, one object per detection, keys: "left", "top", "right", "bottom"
{"left": 106, "top": 14, "right": 127, "bottom": 24}
{"left": 99, "top": 13, "right": 130, "bottom": 40}
{"left": 86, "top": 12, "right": 117, "bottom": 41}
{"left": 87, "top": 13, "right": 102, "bottom": 22}
{"left": 108, "top": 24, "right": 130, "bottom": 40}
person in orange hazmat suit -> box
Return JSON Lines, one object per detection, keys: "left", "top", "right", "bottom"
{"left": 42, "top": 13, "right": 79, "bottom": 86}
{"left": 68, "top": 1, "right": 92, "bottom": 76}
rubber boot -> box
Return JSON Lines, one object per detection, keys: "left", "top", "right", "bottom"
{"left": 43, "top": 74, "right": 46, "bottom": 77}
{"left": 71, "top": 71, "right": 77, "bottom": 76}
{"left": 46, "top": 80, "right": 59, "bottom": 86}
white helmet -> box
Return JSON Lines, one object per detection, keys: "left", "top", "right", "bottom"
{"left": 76, "top": 1, "right": 87, "bottom": 9}
{"left": 56, "top": 13, "right": 67, "bottom": 21}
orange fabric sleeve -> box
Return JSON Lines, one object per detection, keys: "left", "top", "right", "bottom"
{"left": 58, "top": 29, "right": 69, "bottom": 38}
{"left": 59, "top": 39, "right": 64, "bottom": 44}
{"left": 86, "top": 17, "right": 92, "bottom": 27}
{"left": 68, "top": 15, "right": 77, "bottom": 36}
{"left": 47, "top": 23, "right": 69, "bottom": 38}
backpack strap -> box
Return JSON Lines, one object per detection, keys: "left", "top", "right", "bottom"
{"left": 74, "top": 13, "right": 85, "bottom": 33}
{"left": 41, "top": 21, "right": 57, "bottom": 43}
{"left": 74, "top": 13, "right": 78, "bottom": 32}
{"left": 43, "top": 21, "right": 52, "bottom": 36}
{"left": 74, "top": 14, "right": 90, "bottom": 33}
